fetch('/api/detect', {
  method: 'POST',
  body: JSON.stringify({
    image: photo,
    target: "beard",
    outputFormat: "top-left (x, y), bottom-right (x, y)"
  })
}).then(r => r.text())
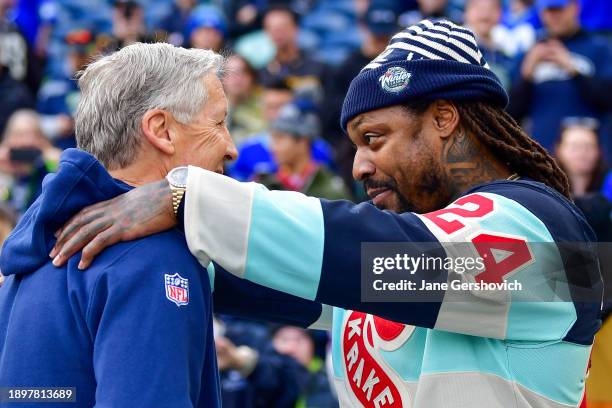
top-left (363, 177), bottom-right (417, 213)
top-left (363, 156), bottom-right (447, 214)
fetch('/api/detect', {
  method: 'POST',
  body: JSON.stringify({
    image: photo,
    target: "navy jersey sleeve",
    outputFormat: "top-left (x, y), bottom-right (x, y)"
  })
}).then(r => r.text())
top-left (185, 168), bottom-right (602, 342)
top-left (211, 262), bottom-right (332, 330)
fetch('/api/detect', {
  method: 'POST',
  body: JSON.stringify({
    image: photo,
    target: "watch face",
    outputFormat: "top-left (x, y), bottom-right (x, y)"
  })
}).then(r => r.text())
top-left (168, 166), bottom-right (188, 188)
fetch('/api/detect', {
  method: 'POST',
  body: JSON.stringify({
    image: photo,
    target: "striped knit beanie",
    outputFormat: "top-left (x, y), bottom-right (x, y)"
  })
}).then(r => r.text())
top-left (340, 19), bottom-right (509, 132)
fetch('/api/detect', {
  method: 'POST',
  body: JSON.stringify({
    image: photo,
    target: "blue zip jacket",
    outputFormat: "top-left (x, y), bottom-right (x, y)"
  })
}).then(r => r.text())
top-left (0, 149), bottom-right (221, 407)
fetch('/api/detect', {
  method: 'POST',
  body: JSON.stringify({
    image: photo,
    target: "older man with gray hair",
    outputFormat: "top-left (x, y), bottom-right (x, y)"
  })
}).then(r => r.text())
top-left (0, 43), bottom-right (235, 407)
top-left (0, 40), bottom-right (332, 408)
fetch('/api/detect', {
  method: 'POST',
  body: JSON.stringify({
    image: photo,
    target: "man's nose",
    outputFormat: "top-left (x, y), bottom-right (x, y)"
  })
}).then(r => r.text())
top-left (224, 135), bottom-right (238, 162)
top-left (352, 149), bottom-right (376, 181)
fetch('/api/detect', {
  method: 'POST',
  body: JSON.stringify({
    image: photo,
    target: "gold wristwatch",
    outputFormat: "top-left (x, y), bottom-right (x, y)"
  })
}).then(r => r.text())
top-left (167, 166), bottom-right (188, 217)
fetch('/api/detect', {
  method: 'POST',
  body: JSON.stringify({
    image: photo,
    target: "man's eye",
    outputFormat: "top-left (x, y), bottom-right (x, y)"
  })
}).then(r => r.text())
top-left (363, 133), bottom-right (379, 145)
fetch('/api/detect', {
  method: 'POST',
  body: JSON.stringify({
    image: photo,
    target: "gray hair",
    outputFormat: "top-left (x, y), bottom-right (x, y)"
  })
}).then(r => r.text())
top-left (75, 42), bottom-right (224, 170)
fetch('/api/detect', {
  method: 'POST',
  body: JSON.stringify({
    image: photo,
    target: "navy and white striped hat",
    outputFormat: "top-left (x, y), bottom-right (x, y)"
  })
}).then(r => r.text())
top-left (340, 19), bottom-right (508, 132)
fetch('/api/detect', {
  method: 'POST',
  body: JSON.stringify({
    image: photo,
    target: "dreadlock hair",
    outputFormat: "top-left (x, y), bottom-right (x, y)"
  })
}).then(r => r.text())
top-left (401, 100), bottom-right (571, 198)
top-left (455, 101), bottom-right (571, 199)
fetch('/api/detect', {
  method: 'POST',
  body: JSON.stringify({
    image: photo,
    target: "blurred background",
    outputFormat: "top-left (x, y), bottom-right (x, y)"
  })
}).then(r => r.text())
top-left (0, 0), bottom-right (611, 407)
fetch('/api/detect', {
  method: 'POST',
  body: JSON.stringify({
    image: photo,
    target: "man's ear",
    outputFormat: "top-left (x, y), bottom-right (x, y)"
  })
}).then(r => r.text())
top-left (141, 109), bottom-right (175, 155)
top-left (430, 100), bottom-right (460, 139)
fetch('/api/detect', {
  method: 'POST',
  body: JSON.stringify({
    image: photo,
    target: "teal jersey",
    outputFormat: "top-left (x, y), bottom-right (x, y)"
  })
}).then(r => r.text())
top-left (184, 167), bottom-right (602, 408)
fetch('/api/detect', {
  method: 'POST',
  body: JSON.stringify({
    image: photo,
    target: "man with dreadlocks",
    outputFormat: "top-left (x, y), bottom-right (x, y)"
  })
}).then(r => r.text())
top-left (46, 20), bottom-right (601, 408)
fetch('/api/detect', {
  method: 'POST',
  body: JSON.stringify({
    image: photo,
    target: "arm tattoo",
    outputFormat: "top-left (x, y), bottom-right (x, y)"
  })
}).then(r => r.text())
top-left (118, 180), bottom-right (173, 233)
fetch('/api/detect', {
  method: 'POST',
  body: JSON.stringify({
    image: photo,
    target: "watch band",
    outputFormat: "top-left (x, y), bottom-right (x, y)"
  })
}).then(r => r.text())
top-left (171, 186), bottom-right (186, 217)
top-left (177, 191), bottom-right (186, 232)
top-left (167, 166), bottom-right (188, 219)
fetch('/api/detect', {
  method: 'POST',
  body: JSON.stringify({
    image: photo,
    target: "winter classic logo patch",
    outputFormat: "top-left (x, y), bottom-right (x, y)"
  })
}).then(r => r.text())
top-left (165, 273), bottom-right (189, 306)
top-left (379, 67), bottom-right (411, 93)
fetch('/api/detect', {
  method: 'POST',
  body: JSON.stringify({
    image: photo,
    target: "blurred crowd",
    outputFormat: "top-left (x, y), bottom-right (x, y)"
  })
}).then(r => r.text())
top-left (1, 0), bottom-right (612, 406)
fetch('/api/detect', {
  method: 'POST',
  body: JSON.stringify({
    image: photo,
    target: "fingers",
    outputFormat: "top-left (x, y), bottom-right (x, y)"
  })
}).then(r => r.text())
top-left (55, 200), bottom-right (108, 242)
top-left (78, 227), bottom-right (121, 270)
top-left (50, 181), bottom-right (174, 268)
top-left (52, 212), bottom-right (91, 254)
top-left (51, 202), bottom-right (111, 260)
top-left (52, 219), bottom-right (112, 267)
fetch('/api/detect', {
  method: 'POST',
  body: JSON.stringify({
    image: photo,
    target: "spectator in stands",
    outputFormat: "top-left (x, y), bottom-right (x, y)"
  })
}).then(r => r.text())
top-left (32, 0), bottom-right (59, 62)
top-left (325, 0), bottom-right (399, 138)
top-left (228, 80), bottom-right (334, 185)
top-left (0, 45), bottom-right (33, 135)
top-left (228, 78), bottom-right (295, 181)
top-left (259, 5), bottom-right (326, 104)
top-left (502, 0), bottom-right (540, 31)
top-left (556, 117), bottom-right (608, 197)
top-left (555, 117), bottom-right (612, 241)
top-left (214, 317), bottom-right (307, 408)
top-left (261, 78), bottom-right (295, 127)
top-left (0, 0), bottom-right (41, 93)
top-left (0, 109), bottom-right (59, 217)
top-left (507, 0), bottom-right (612, 152)
top-left (272, 326), bottom-right (338, 408)
top-left (0, 0), bottom-right (25, 81)
top-left (0, 201), bottom-right (16, 287)
top-left (464, 0), bottom-right (514, 88)
top-left (158, 0), bottom-right (197, 46)
top-left (185, 5), bottom-right (227, 53)
top-left (223, 1), bottom-right (265, 39)
top-left (323, 0), bottom-right (398, 200)
top-left (223, 54), bottom-right (266, 145)
top-left (258, 101), bottom-right (351, 200)
top-left (36, 29), bottom-right (98, 147)
top-left (399, 0), bottom-right (462, 27)
top-left (104, 0), bottom-right (155, 51)
top-left (492, 0), bottom-right (537, 57)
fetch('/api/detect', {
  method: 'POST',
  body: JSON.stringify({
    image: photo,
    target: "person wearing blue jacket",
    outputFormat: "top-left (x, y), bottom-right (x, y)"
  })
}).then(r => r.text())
top-left (0, 43), bottom-right (330, 408)
top-left (507, 0), bottom-right (612, 153)
top-left (0, 148), bottom-right (221, 407)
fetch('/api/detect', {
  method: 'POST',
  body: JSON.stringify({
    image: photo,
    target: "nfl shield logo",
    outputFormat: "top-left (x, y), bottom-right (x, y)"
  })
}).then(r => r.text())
top-left (165, 273), bottom-right (189, 306)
